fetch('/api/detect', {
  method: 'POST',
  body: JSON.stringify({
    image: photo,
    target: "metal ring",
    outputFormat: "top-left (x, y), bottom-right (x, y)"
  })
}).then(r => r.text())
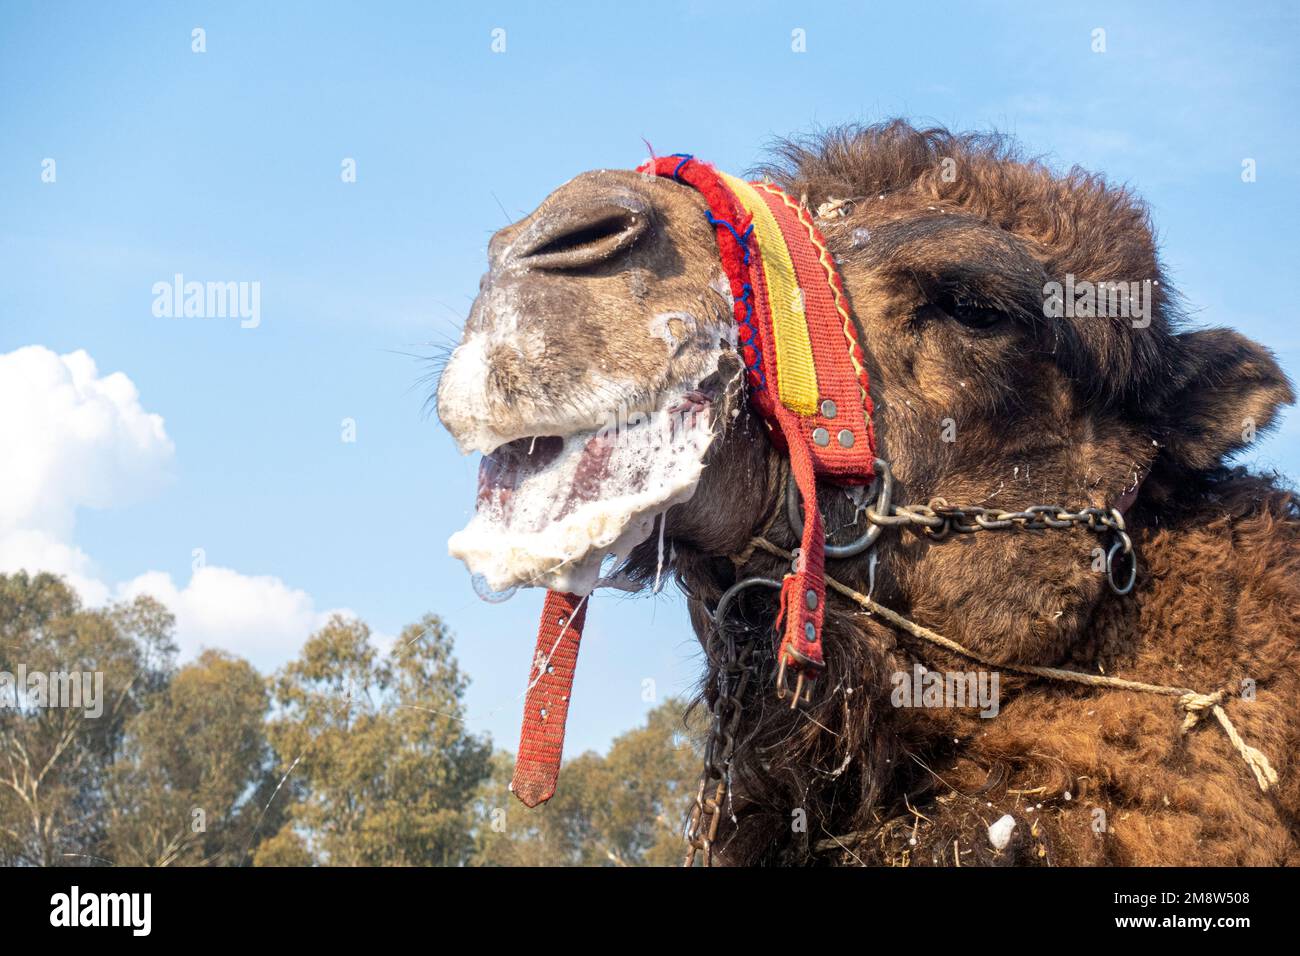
top-left (710, 576), bottom-right (783, 626)
top-left (1107, 507), bottom-right (1127, 533)
top-left (786, 458), bottom-right (894, 558)
top-left (1105, 539), bottom-right (1137, 595)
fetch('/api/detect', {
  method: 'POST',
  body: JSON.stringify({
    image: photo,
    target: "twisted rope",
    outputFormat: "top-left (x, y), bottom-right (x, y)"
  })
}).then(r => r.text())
top-left (1177, 690), bottom-right (1279, 792)
top-left (728, 498), bottom-right (784, 568)
top-left (745, 537), bottom-right (1280, 793)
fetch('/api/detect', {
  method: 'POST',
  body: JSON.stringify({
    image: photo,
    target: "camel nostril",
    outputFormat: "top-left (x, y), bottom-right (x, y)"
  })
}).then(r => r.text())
top-left (515, 200), bottom-right (649, 271)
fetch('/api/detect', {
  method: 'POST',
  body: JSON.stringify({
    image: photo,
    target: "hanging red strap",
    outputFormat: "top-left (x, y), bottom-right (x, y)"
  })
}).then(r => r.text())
top-left (511, 590), bottom-right (588, 807)
top-left (773, 413), bottom-right (827, 695)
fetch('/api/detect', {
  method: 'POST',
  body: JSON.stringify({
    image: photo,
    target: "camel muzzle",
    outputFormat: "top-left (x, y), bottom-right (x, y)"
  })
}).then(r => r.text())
top-left (509, 154), bottom-right (880, 807)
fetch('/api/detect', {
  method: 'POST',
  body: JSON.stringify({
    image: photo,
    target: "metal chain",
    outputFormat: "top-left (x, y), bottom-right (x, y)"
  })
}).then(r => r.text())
top-left (865, 497), bottom-right (1137, 594)
top-left (683, 613), bottom-right (756, 866)
top-left (869, 498), bottom-right (1125, 540)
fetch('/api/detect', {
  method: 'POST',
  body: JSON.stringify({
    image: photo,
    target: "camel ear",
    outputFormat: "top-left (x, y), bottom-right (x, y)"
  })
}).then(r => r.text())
top-left (1156, 328), bottom-right (1294, 471)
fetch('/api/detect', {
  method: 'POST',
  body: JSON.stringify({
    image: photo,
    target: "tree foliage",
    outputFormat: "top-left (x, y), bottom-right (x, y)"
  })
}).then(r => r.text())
top-left (256, 614), bottom-right (491, 866)
top-left (472, 698), bottom-right (703, 867)
top-left (1, 572), bottom-right (699, 867)
top-left (0, 572), bottom-right (175, 866)
top-left (104, 650), bottom-right (279, 866)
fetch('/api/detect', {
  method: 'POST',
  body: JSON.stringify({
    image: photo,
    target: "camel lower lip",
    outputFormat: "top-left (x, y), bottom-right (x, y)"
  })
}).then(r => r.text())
top-left (449, 389), bottom-right (715, 594)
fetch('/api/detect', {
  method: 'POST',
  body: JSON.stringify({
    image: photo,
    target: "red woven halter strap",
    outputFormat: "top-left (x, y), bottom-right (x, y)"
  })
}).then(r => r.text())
top-left (510, 153), bottom-right (875, 805)
top-left (637, 154), bottom-right (876, 681)
top-left (511, 590), bottom-right (588, 807)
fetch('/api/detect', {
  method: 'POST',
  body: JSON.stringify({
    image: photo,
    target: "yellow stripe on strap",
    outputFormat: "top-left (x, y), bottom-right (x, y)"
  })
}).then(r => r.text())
top-left (722, 174), bottom-right (819, 416)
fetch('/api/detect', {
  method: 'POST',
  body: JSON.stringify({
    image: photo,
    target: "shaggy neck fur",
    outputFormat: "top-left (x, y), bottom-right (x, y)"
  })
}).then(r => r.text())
top-left (667, 462), bottom-right (1299, 866)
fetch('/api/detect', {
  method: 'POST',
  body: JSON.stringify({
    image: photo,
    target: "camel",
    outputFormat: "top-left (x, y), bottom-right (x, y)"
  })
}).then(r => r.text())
top-left (437, 121), bottom-right (1299, 866)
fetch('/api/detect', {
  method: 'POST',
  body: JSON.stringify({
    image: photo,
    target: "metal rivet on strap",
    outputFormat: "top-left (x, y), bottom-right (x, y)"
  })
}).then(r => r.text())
top-left (804, 622), bottom-right (817, 641)
top-left (805, 589), bottom-right (818, 610)
top-left (820, 399), bottom-right (838, 419)
top-left (838, 429), bottom-right (855, 448)
top-left (812, 427), bottom-right (830, 447)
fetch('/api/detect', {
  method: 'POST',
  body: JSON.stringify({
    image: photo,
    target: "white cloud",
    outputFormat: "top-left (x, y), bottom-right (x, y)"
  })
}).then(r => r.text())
top-left (0, 528), bottom-right (109, 606)
top-left (0, 346), bottom-right (174, 537)
top-left (0, 345), bottom-right (351, 672)
top-left (117, 567), bottom-right (353, 670)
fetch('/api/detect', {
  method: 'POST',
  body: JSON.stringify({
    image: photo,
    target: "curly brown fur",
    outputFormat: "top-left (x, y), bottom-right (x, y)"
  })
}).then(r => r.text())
top-left (653, 123), bottom-right (1298, 865)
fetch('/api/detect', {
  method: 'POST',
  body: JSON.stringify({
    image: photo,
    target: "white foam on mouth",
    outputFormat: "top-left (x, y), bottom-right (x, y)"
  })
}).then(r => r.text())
top-left (447, 391), bottom-right (716, 595)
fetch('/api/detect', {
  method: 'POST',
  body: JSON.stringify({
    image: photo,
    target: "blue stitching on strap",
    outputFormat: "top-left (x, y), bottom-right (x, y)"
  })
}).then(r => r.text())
top-left (658, 154), bottom-right (764, 389)
top-left (704, 212), bottom-right (754, 265)
top-left (737, 282), bottom-right (766, 388)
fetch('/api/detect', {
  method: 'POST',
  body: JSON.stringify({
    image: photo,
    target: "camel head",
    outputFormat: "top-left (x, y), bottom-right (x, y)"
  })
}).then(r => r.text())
top-left (437, 122), bottom-right (1298, 864)
top-left (438, 122), bottom-right (1294, 673)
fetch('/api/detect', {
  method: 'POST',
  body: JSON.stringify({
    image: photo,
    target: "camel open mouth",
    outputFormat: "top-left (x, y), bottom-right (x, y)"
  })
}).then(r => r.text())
top-left (447, 384), bottom-right (717, 595)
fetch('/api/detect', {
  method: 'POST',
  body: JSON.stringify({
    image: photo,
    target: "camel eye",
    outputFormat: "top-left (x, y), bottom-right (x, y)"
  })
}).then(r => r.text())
top-left (950, 303), bottom-right (1003, 329)
top-left (927, 294), bottom-right (1005, 331)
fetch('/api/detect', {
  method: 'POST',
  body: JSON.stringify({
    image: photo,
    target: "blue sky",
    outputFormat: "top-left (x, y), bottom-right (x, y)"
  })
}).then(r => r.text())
top-left (1, 0), bottom-right (1296, 756)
